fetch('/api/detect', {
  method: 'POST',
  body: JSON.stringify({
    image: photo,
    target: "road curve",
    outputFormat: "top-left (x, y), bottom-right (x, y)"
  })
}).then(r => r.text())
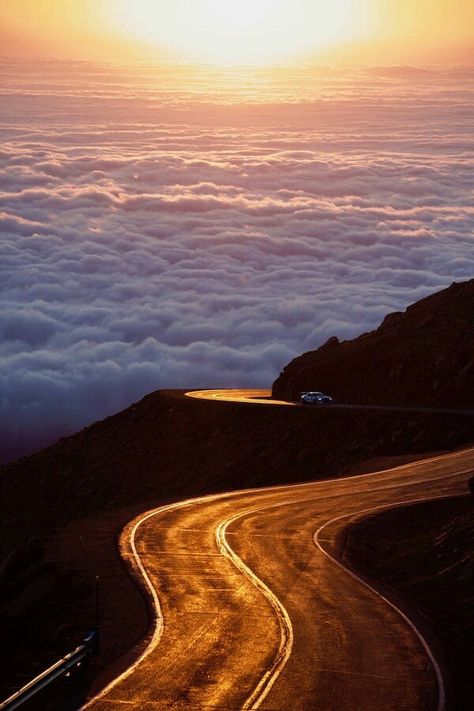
top-left (186, 388), bottom-right (293, 406)
top-left (186, 388), bottom-right (474, 416)
top-left (85, 444), bottom-right (474, 710)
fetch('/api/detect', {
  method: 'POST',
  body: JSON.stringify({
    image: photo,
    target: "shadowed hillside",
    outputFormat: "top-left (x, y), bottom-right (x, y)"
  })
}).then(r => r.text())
top-left (272, 280), bottom-right (474, 407)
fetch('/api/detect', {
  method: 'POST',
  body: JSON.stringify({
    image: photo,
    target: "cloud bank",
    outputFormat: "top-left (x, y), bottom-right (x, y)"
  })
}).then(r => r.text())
top-left (1, 62), bottom-right (473, 461)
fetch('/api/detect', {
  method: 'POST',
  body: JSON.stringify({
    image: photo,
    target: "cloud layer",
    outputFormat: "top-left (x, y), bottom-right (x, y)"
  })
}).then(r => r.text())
top-left (1, 61), bottom-right (473, 461)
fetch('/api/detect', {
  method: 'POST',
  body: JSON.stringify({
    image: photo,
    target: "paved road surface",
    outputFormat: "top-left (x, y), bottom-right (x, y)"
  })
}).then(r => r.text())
top-left (186, 389), bottom-right (292, 406)
top-left (86, 435), bottom-right (473, 709)
top-left (187, 388), bottom-right (474, 416)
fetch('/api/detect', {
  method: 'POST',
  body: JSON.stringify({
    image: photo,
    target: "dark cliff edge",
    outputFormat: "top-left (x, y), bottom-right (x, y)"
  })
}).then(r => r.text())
top-left (272, 279), bottom-right (474, 407)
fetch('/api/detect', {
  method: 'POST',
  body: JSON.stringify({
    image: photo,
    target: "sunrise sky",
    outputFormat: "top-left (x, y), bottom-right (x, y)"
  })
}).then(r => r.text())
top-left (1, 0), bottom-right (473, 64)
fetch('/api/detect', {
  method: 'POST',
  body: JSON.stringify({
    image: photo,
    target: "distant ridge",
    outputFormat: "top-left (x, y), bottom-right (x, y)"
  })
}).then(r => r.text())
top-left (272, 279), bottom-right (474, 408)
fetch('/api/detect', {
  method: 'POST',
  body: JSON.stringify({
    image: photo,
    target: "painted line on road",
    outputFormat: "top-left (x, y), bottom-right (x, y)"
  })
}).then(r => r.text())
top-left (83, 486), bottom-right (308, 709)
top-left (313, 493), bottom-right (468, 711)
top-left (83, 449), bottom-right (473, 708)
top-left (216, 507), bottom-right (295, 710)
top-left (185, 390), bottom-right (293, 407)
top-left (185, 389), bottom-right (474, 415)
top-left (221, 478), bottom-right (470, 709)
top-left (81, 491), bottom-right (230, 708)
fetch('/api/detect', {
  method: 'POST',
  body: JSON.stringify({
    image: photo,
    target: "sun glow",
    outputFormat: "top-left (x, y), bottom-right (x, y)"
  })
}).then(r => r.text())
top-left (109, 0), bottom-right (370, 65)
top-left (2, 1), bottom-right (473, 64)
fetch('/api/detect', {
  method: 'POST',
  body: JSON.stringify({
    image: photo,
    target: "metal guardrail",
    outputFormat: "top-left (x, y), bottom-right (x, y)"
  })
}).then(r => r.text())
top-left (0, 630), bottom-right (98, 711)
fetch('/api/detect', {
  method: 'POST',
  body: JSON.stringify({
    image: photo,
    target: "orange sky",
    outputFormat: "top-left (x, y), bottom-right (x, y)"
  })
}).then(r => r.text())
top-left (0, 0), bottom-right (473, 64)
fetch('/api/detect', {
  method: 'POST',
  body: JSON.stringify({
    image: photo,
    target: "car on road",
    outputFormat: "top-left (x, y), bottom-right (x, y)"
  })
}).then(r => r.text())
top-left (300, 391), bottom-right (333, 405)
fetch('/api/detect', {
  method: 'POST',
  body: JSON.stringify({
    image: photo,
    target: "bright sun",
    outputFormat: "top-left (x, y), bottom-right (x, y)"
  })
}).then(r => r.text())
top-left (109, 0), bottom-right (369, 65)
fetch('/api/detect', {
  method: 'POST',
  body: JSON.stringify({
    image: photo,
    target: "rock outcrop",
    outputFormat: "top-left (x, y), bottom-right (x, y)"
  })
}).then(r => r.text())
top-left (272, 280), bottom-right (474, 408)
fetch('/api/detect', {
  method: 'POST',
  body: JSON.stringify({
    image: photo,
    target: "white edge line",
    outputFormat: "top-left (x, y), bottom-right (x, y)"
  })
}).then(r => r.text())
top-left (185, 390), bottom-right (293, 407)
top-left (313, 493), bottom-right (462, 711)
top-left (81, 493), bottom-right (226, 707)
top-left (82, 486), bottom-right (298, 707)
top-left (83, 451), bottom-right (473, 708)
top-left (217, 471), bottom-right (470, 709)
top-left (216, 505), bottom-right (295, 710)
top-left (234, 485), bottom-right (468, 709)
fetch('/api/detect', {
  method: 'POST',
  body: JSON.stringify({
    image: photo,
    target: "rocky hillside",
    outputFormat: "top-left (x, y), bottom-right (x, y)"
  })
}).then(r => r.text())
top-left (272, 280), bottom-right (474, 407)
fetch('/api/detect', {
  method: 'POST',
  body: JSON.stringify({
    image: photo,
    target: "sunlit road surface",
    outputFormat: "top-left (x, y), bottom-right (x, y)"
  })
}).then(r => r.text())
top-left (187, 388), bottom-right (474, 416)
top-left (85, 394), bottom-right (474, 710)
top-left (87, 460), bottom-right (474, 710)
top-left (186, 388), bottom-right (293, 406)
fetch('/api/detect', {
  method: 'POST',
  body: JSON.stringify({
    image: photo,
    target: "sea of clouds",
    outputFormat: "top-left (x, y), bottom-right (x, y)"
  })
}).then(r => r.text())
top-left (1, 61), bottom-right (473, 461)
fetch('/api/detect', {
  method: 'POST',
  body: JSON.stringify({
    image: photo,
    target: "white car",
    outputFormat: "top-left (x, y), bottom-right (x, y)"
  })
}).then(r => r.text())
top-left (300, 391), bottom-right (333, 405)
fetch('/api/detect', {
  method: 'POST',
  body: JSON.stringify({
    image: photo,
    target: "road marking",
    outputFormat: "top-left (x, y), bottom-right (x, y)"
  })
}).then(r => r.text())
top-left (84, 448), bottom-right (473, 709)
top-left (81, 492), bottom-right (232, 709)
top-left (185, 389), bottom-right (294, 407)
top-left (312, 493), bottom-right (468, 711)
top-left (83, 487), bottom-right (303, 709)
top-left (216, 507), bottom-right (295, 710)
top-left (220, 481), bottom-right (469, 708)
top-left (185, 389), bottom-right (474, 415)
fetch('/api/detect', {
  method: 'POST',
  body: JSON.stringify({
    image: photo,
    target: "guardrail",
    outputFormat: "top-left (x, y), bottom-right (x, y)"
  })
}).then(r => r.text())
top-left (0, 630), bottom-right (98, 711)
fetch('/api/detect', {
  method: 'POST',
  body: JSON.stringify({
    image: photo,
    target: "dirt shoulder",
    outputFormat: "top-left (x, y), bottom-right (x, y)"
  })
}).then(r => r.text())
top-left (343, 495), bottom-right (474, 711)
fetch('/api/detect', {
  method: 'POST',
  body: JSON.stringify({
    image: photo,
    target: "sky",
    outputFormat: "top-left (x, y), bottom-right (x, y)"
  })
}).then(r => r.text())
top-left (1, 0), bottom-right (473, 64)
top-left (0, 4), bottom-right (473, 462)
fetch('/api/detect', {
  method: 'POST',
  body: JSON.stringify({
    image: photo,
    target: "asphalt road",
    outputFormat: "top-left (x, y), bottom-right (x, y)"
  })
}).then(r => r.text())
top-left (85, 389), bottom-right (474, 711)
top-left (187, 388), bottom-right (474, 416)
top-left (186, 388), bottom-right (292, 406)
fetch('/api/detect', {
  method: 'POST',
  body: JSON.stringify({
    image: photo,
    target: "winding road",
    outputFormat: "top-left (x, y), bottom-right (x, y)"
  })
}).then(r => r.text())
top-left (187, 388), bottom-right (474, 416)
top-left (86, 390), bottom-right (473, 710)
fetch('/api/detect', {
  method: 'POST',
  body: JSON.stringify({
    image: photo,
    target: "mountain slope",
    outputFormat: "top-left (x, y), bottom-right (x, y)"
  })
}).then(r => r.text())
top-left (272, 280), bottom-right (474, 407)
